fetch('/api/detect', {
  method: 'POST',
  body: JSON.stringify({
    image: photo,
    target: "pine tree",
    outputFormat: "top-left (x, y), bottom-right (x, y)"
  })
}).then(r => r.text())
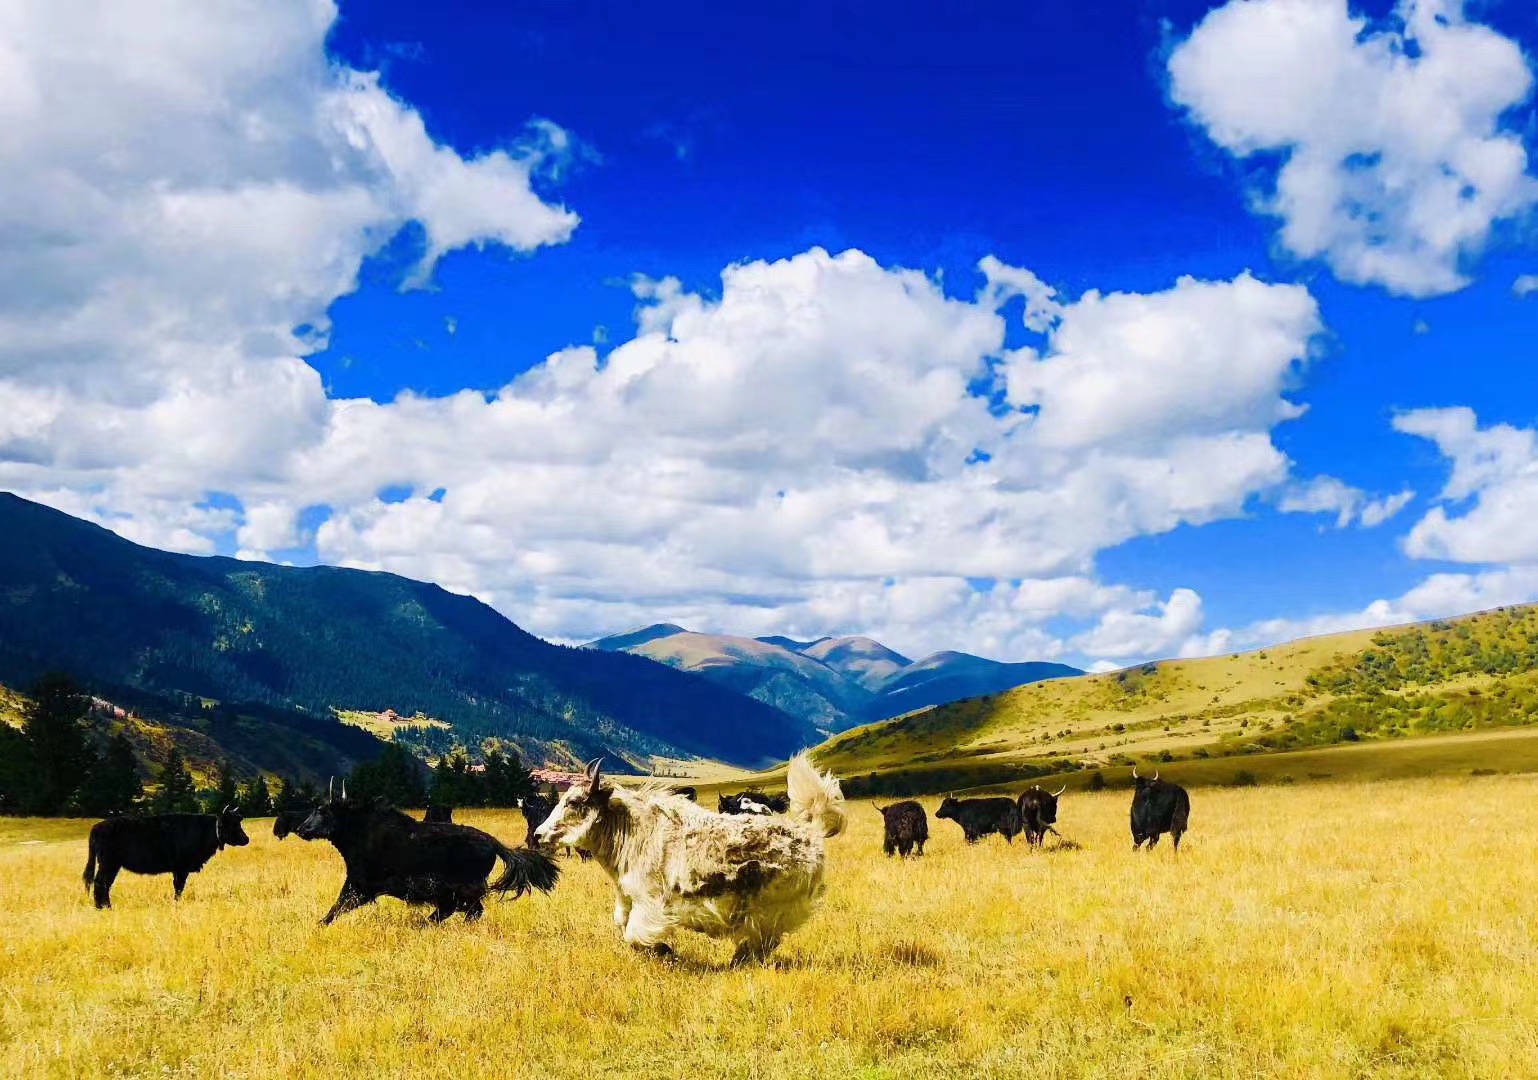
top-left (273, 776), bottom-right (299, 812)
top-left (295, 777), bottom-right (319, 808)
top-left (0, 724), bottom-right (30, 813)
top-left (205, 759), bottom-right (240, 814)
top-left (21, 673), bottom-right (94, 815)
top-left (241, 773), bottom-right (272, 816)
top-left (483, 748), bottom-right (534, 807)
top-left (152, 747), bottom-right (200, 813)
top-left (81, 732), bottom-right (142, 814)
top-left (349, 743), bottom-right (427, 808)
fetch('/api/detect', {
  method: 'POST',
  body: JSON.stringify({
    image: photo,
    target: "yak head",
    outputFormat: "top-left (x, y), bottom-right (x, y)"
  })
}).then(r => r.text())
top-left (215, 804), bottom-right (250, 848)
top-left (294, 780), bottom-right (394, 842)
top-left (935, 796), bottom-right (960, 820)
top-left (716, 793), bottom-right (736, 814)
top-left (534, 758), bottom-right (611, 851)
top-left (1029, 784), bottom-right (1067, 824)
top-left (1131, 764), bottom-right (1159, 793)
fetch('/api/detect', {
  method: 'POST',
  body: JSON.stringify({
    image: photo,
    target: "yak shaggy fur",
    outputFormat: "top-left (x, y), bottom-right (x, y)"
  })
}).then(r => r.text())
top-left (535, 753), bottom-right (845, 963)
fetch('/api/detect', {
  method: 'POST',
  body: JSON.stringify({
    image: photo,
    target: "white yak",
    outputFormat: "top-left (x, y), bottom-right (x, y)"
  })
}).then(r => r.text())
top-left (534, 753), bottom-right (845, 963)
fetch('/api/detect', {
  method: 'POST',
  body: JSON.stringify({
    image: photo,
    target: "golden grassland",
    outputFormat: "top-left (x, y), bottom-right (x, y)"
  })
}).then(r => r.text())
top-left (5, 776), bottom-right (1538, 1078)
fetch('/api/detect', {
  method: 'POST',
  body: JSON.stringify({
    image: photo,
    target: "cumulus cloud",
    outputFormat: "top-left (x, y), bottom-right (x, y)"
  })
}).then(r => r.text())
top-left (1168, 0), bottom-right (1537, 296)
top-left (1072, 589), bottom-right (1205, 661)
top-left (0, 0), bottom-right (578, 517)
top-left (1278, 475), bottom-right (1413, 527)
top-left (1514, 275), bottom-right (1538, 297)
top-left (293, 250), bottom-right (1321, 655)
top-left (1394, 407), bottom-right (1538, 564)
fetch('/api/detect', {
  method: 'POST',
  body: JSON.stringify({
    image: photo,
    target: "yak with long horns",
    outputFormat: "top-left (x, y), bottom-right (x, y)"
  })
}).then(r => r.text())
top-left (1016, 784), bottom-right (1067, 847)
top-left (1129, 764), bottom-right (1191, 852)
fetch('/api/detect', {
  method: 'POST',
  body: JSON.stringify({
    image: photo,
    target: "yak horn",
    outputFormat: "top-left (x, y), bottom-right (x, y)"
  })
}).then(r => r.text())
top-left (341, 779), bottom-right (348, 800)
top-left (584, 757), bottom-right (604, 787)
top-left (1131, 763), bottom-right (1138, 778)
top-left (1051, 785), bottom-right (1066, 797)
top-left (328, 776), bottom-right (335, 801)
top-left (1152, 771), bottom-right (1159, 782)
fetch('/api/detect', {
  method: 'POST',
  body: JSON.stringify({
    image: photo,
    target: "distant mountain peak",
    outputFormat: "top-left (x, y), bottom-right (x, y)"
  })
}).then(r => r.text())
top-left (754, 634), bottom-right (831, 652)
top-left (587, 623), bottom-right (690, 652)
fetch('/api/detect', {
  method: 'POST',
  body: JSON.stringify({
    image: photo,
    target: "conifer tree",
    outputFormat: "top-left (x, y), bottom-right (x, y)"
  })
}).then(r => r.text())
top-left (81, 731), bottom-right (142, 814)
top-left (21, 673), bottom-right (95, 815)
top-left (205, 759), bottom-right (240, 814)
top-left (241, 773), bottom-right (272, 816)
top-left (153, 747), bottom-right (200, 813)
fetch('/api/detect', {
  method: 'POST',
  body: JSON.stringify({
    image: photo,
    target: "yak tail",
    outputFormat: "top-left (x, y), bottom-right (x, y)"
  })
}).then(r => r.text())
top-left (488, 841), bottom-right (560, 899)
top-left (787, 752), bottom-right (845, 838)
top-left (82, 829), bottom-right (98, 891)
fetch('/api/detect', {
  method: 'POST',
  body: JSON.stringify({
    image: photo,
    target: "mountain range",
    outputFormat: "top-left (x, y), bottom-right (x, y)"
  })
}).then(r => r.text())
top-left (587, 624), bottom-right (1081, 731)
top-left (0, 492), bottom-right (814, 774)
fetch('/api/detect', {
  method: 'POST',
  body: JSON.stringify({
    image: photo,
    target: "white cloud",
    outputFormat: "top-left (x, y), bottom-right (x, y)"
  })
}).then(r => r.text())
top-left (0, 0), bottom-right (577, 515)
top-left (1168, 0), bottom-right (1537, 296)
top-left (1072, 588), bottom-right (1205, 661)
top-left (295, 250), bottom-right (1321, 655)
top-left (1278, 475), bottom-right (1413, 527)
top-left (1394, 407), bottom-right (1538, 564)
top-left (1514, 275), bottom-right (1538, 297)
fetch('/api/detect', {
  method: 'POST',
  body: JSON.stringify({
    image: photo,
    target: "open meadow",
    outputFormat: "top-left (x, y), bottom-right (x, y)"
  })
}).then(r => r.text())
top-left (5, 775), bottom-right (1538, 1079)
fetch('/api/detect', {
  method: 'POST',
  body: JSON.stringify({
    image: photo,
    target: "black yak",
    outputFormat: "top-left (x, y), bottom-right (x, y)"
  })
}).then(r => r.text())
top-left (1130, 765), bottom-right (1191, 852)
top-left (670, 786), bottom-right (697, 801)
top-left (273, 808), bottom-right (313, 840)
top-left (521, 792), bottom-right (555, 850)
top-left (934, 796), bottom-right (1020, 844)
top-left (874, 800), bottom-right (928, 857)
top-left (1016, 784), bottom-right (1066, 846)
top-left (717, 791), bottom-right (789, 815)
top-left (297, 793), bottom-right (558, 924)
top-left (83, 807), bottom-right (250, 909)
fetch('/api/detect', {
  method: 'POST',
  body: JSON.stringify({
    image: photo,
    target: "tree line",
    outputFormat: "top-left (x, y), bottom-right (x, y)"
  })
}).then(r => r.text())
top-left (0, 673), bottom-right (539, 817)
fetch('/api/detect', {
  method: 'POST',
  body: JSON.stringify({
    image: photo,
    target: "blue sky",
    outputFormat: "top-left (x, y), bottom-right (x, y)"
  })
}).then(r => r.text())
top-left (2, 0), bottom-right (1536, 667)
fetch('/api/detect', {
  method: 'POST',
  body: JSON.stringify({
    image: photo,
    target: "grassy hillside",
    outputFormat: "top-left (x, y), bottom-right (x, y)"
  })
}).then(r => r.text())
top-left (0, 681), bottom-right (387, 790)
top-left (804, 605), bottom-right (1538, 796)
top-left (6, 776), bottom-right (1538, 1077)
top-left (0, 492), bottom-right (811, 768)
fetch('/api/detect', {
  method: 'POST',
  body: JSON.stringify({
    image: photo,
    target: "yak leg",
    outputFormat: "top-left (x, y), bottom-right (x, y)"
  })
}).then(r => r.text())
top-left (461, 893), bottom-right (485, 922)
top-left (622, 903), bottom-right (672, 957)
top-left (172, 871), bottom-right (188, 900)
top-left (732, 933), bottom-right (783, 966)
top-left (1146, 833), bottom-right (1160, 850)
top-left (1171, 829), bottom-right (1184, 854)
top-left (612, 890), bottom-right (632, 929)
top-left (320, 881), bottom-right (368, 925)
top-left (92, 861), bottom-right (120, 909)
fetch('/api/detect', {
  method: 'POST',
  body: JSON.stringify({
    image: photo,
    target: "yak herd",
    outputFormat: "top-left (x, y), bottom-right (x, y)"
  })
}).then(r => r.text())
top-left (77, 758), bottom-right (1190, 962)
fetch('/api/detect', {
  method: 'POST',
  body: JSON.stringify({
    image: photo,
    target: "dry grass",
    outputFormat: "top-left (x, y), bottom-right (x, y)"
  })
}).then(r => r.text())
top-left (5, 776), bottom-right (1538, 1078)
